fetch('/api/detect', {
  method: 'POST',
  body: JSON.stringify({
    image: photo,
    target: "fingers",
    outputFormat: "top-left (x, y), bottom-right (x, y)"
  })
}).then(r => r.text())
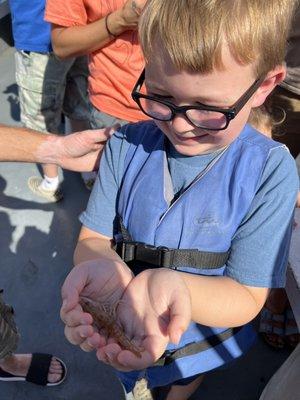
top-left (168, 289), bottom-right (191, 345)
top-left (61, 265), bottom-right (90, 314)
top-left (60, 305), bottom-right (92, 327)
top-left (96, 342), bottom-right (147, 372)
top-left (113, 334), bottom-right (166, 371)
top-left (65, 324), bottom-right (94, 345)
top-left (88, 123), bottom-right (121, 144)
top-left (65, 324), bottom-right (106, 352)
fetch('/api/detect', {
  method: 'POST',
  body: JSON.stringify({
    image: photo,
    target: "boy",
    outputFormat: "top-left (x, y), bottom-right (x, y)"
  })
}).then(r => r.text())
top-left (60, 1), bottom-right (299, 399)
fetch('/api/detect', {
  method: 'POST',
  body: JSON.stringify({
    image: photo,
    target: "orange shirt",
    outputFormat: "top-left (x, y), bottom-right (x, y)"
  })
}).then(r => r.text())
top-left (45, 0), bottom-right (148, 122)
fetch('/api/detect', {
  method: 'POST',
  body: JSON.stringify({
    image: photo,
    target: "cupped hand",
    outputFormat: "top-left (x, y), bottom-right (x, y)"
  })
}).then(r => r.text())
top-left (60, 257), bottom-right (133, 352)
top-left (96, 268), bottom-right (192, 371)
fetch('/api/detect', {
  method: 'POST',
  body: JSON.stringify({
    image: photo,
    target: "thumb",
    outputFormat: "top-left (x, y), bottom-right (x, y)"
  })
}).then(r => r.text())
top-left (105, 123), bottom-right (121, 138)
top-left (167, 290), bottom-right (191, 345)
top-left (61, 265), bottom-right (88, 313)
top-left (87, 123), bottom-right (120, 143)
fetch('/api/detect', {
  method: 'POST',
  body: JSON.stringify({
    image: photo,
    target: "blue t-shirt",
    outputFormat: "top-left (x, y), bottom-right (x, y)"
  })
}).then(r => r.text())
top-left (80, 125), bottom-right (299, 288)
top-left (9, 0), bottom-right (52, 52)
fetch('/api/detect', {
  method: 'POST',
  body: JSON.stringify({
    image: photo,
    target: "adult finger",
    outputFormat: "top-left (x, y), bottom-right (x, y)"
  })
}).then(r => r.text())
top-left (88, 123), bottom-right (121, 144)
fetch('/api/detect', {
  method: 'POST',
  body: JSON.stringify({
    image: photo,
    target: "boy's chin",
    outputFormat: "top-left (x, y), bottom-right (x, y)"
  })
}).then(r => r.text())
top-left (172, 142), bottom-right (218, 156)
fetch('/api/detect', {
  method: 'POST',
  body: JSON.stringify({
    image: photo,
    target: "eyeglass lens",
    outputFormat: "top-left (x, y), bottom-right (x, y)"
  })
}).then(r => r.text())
top-left (138, 97), bottom-right (228, 129)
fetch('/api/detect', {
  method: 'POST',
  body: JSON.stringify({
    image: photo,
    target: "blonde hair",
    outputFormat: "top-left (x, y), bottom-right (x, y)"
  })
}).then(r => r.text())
top-left (139, 0), bottom-right (298, 76)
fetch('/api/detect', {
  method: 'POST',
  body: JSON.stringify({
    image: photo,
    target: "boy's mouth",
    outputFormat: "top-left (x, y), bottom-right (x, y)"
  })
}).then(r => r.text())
top-left (174, 132), bottom-right (209, 142)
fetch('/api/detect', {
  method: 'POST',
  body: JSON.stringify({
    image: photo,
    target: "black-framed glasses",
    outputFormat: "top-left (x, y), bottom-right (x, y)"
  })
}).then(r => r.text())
top-left (132, 69), bottom-right (265, 131)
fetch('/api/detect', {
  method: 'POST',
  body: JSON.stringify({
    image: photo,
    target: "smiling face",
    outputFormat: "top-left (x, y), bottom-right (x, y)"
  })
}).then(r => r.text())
top-left (145, 43), bottom-right (284, 156)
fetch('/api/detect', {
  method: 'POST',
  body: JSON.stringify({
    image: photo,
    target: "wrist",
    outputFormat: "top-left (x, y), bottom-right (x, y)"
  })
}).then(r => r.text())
top-left (35, 134), bottom-right (63, 165)
top-left (105, 10), bottom-right (130, 37)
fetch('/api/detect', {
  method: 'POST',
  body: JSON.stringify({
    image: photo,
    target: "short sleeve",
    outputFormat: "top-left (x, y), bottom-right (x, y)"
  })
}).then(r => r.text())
top-left (79, 129), bottom-right (130, 238)
top-left (45, 0), bottom-right (88, 26)
top-left (224, 146), bottom-right (298, 288)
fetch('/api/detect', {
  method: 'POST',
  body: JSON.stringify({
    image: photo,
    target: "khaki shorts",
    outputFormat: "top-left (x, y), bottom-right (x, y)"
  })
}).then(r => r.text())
top-left (15, 51), bottom-right (91, 134)
top-left (0, 290), bottom-right (19, 359)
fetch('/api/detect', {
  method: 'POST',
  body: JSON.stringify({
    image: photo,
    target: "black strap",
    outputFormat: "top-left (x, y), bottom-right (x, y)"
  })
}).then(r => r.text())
top-left (116, 241), bottom-right (229, 271)
top-left (154, 326), bottom-right (243, 367)
top-left (26, 353), bottom-right (53, 386)
top-left (117, 217), bottom-right (230, 272)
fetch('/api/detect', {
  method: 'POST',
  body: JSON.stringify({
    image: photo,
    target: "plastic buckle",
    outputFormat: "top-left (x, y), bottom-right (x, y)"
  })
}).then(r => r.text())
top-left (120, 241), bottom-right (138, 262)
top-left (157, 246), bottom-right (172, 268)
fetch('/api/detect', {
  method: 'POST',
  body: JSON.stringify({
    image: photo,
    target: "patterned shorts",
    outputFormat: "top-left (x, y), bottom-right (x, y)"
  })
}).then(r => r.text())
top-left (0, 290), bottom-right (20, 359)
top-left (15, 51), bottom-right (91, 134)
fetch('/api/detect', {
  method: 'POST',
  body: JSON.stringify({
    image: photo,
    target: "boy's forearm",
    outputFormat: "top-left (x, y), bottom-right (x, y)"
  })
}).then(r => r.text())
top-left (180, 273), bottom-right (269, 327)
top-left (74, 237), bottom-right (121, 265)
top-left (51, 10), bottom-right (131, 59)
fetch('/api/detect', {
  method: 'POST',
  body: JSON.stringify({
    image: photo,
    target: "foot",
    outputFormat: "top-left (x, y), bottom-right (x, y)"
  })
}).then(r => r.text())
top-left (0, 354), bottom-right (63, 384)
top-left (285, 308), bottom-right (300, 348)
top-left (27, 177), bottom-right (63, 202)
top-left (259, 289), bottom-right (287, 349)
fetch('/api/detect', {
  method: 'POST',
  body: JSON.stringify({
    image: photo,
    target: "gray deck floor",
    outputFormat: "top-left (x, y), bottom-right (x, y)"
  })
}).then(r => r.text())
top-left (0, 34), bottom-right (293, 400)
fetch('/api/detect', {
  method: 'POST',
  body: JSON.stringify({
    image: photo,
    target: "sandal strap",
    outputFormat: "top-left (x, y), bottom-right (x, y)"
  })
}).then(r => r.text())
top-left (261, 308), bottom-right (285, 322)
top-left (259, 308), bottom-right (285, 335)
top-left (26, 353), bottom-right (52, 386)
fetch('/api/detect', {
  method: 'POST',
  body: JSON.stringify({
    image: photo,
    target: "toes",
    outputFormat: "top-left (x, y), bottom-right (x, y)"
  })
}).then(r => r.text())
top-left (49, 358), bottom-right (63, 373)
top-left (47, 372), bottom-right (62, 384)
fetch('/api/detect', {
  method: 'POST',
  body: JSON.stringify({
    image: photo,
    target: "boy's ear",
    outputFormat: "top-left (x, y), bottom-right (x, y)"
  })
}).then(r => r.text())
top-left (251, 65), bottom-right (286, 107)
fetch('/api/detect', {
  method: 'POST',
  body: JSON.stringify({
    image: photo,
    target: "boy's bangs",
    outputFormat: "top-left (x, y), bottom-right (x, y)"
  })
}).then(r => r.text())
top-left (139, 0), bottom-right (297, 76)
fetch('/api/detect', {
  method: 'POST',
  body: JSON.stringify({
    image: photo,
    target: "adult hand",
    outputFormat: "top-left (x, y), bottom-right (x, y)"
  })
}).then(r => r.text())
top-left (40, 124), bottom-right (119, 172)
top-left (60, 258), bottom-right (133, 353)
top-left (120, 0), bottom-right (148, 29)
top-left (96, 268), bottom-right (192, 371)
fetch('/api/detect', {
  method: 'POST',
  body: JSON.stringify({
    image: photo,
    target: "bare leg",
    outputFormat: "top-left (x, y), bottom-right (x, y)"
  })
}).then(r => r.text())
top-left (42, 163), bottom-right (59, 178)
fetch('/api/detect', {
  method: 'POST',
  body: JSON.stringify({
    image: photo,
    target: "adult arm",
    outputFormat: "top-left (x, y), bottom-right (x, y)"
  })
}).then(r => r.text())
top-left (48, 0), bottom-right (147, 59)
top-left (0, 124), bottom-right (115, 171)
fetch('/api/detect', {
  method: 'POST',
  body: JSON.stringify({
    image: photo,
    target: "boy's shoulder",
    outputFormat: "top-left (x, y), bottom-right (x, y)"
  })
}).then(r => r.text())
top-left (238, 125), bottom-right (297, 190)
top-left (238, 124), bottom-right (286, 151)
top-left (116, 121), bottom-right (163, 149)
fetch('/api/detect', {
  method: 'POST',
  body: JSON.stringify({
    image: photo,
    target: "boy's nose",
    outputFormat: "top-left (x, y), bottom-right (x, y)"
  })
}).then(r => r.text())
top-left (170, 113), bottom-right (196, 134)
